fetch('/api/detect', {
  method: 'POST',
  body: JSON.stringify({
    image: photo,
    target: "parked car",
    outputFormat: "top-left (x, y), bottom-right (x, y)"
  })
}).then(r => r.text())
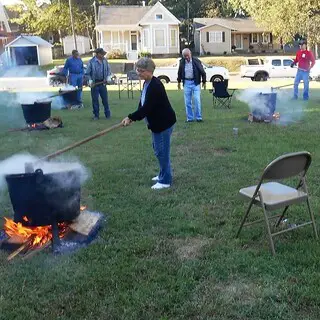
top-left (240, 56), bottom-right (296, 81)
top-left (47, 65), bottom-right (117, 86)
top-left (153, 59), bottom-right (230, 84)
top-left (310, 60), bottom-right (320, 81)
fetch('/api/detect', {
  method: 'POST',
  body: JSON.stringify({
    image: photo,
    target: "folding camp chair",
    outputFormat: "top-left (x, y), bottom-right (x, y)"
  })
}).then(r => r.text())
top-left (210, 80), bottom-right (235, 109)
top-left (237, 151), bottom-right (318, 255)
top-left (117, 68), bottom-right (141, 99)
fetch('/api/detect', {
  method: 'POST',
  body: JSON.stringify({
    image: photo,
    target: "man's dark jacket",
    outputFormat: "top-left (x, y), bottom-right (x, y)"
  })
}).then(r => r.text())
top-left (177, 57), bottom-right (206, 85)
top-left (128, 76), bottom-right (176, 133)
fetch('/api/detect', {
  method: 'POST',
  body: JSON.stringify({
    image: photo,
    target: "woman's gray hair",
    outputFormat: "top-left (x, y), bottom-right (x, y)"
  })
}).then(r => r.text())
top-left (136, 57), bottom-right (156, 72)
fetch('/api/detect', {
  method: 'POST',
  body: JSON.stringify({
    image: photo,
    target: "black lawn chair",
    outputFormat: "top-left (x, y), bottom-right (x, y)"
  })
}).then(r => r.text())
top-left (210, 80), bottom-right (236, 109)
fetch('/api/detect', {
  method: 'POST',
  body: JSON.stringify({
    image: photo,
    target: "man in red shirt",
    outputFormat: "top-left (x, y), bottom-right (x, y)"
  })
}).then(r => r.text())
top-left (291, 40), bottom-right (315, 100)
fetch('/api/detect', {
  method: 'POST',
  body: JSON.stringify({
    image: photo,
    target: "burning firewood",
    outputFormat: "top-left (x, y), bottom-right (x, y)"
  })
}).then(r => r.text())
top-left (7, 236), bottom-right (35, 261)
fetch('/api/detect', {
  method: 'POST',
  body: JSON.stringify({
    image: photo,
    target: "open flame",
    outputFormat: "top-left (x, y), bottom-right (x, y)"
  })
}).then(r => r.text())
top-left (3, 206), bottom-right (87, 248)
top-left (4, 217), bottom-right (68, 247)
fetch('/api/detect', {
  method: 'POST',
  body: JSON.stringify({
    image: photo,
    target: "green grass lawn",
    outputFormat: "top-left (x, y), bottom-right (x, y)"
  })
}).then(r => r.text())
top-left (1, 89), bottom-right (320, 319)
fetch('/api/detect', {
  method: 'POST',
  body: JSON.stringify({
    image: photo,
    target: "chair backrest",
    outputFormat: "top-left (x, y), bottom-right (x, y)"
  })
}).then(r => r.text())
top-left (213, 81), bottom-right (228, 97)
top-left (124, 62), bottom-right (135, 73)
top-left (262, 151), bottom-right (312, 181)
top-left (127, 70), bottom-right (140, 81)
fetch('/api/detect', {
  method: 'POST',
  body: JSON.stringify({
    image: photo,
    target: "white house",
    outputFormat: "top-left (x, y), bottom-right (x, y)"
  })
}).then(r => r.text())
top-left (95, 1), bottom-right (180, 60)
top-left (63, 35), bottom-right (91, 55)
top-left (5, 35), bottom-right (53, 66)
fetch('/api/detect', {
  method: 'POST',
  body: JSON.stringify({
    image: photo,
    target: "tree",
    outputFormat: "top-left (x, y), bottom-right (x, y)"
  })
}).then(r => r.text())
top-left (9, 0), bottom-right (94, 44)
top-left (229, 0), bottom-right (320, 46)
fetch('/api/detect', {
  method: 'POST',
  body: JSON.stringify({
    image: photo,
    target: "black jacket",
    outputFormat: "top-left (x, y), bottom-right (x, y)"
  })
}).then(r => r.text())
top-left (177, 57), bottom-right (206, 86)
top-left (128, 76), bottom-right (176, 133)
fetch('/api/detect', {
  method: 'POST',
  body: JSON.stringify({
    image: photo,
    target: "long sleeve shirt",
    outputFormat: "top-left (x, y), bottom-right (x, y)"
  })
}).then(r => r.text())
top-left (293, 49), bottom-right (315, 71)
top-left (85, 56), bottom-right (111, 82)
top-left (63, 56), bottom-right (84, 76)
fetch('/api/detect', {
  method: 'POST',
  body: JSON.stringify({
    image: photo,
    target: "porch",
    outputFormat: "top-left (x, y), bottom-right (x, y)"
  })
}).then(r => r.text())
top-left (99, 30), bottom-right (143, 61)
top-left (231, 32), bottom-right (281, 53)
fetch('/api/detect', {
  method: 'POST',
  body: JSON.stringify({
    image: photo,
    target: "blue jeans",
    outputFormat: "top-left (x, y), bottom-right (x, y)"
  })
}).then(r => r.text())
top-left (91, 84), bottom-right (110, 118)
top-left (69, 73), bottom-right (83, 105)
top-left (294, 69), bottom-right (310, 100)
top-left (152, 126), bottom-right (174, 185)
top-left (184, 80), bottom-right (202, 121)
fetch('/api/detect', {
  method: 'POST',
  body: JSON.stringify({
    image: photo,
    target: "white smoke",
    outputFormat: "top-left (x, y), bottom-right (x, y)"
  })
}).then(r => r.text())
top-left (0, 153), bottom-right (90, 191)
top-left (235, 87), bottom-right (307, 125)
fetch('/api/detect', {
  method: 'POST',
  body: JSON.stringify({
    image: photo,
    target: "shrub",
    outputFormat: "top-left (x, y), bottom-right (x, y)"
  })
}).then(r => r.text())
top-left (107, 49), bottom-right (126, 59)
top-left (139, 51), bottom-right (152, 58)
top-left (201, 57), bottom-right (246, 72)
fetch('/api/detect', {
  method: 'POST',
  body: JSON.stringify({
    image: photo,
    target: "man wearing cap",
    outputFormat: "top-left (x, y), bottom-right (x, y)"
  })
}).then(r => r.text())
top-left (63, 49), bottom-right (84, 108)
top-left (291, 40), bottom-right (315, 101)
top-left (86, 48), bottom-right (112, 120)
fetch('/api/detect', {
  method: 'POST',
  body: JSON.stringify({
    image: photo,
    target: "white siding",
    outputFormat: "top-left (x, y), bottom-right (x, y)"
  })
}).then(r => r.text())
top-left (138, 2), bottom-right (180, 25)
top-left (63, 36), bottom-right (91, 55)
top-left (38, 46), bottom-right (53, 66)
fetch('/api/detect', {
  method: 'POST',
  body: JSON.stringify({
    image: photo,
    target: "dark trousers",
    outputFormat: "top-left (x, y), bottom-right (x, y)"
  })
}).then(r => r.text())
top-left (91, 84), bottom-right (110, 118)
top-left (69, 73), bottom-right (83, 104)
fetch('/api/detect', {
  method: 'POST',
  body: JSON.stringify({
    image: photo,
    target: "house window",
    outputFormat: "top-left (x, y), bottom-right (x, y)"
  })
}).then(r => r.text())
top-left (170, 29), bottom-right (177, 47)
top-left (251, 33), bottom-right (259, 44)
top-left (209, 31), bottom-right (222, 43)
top-left (262, 33), bottom-right (270, 43)
top-left (155, 29), bottom-right (165, 47)
top-left (155, 14), bottom-right (163, 20)
top-left (143, 29), bottom-right (149, 48)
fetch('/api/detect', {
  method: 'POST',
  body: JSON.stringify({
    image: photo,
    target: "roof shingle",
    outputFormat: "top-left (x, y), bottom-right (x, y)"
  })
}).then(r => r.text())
top-left (194, 17), bottom-right (268, 32)
top-left (98, 5), bottom-right (152, 26)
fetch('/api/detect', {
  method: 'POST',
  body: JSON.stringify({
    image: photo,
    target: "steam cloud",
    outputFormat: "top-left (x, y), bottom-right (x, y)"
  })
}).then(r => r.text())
top-left (0, 153), bottom-right (90, 192)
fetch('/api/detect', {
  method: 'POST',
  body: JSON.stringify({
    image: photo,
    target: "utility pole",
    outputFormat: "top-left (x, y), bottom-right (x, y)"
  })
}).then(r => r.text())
top-left (69, 0), bottom-right (77, 50)
top-left (93, 1), bottom-right (99, 48)
top-left (187, 1), bottom-right (190, 46)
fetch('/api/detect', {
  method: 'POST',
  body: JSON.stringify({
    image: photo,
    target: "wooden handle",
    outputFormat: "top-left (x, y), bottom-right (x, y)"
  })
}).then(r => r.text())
top-left (39, 122), bottom-right (124, 162)
top-left (271, 83), bottom-right (294, 90)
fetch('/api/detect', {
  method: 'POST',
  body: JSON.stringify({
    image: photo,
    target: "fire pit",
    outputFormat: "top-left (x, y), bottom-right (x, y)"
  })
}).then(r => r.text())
top-left (21, 101), bottom-right (51, 124)
top-left (1, 208), bottom-right (104, 259)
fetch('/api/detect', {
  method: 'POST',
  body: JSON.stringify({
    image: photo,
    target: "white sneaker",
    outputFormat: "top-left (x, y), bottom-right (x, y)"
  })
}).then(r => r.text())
top-left (152, 175), bottom-right (159, 181)
top-left (151, 182), bottom-right (171, 190)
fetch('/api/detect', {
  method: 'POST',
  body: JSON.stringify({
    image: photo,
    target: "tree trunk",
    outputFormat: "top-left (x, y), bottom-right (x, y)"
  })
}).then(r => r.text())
top-left (58, 29), bottom-right (62, 43)
top-left (86, 26), bottom-right (94, 50)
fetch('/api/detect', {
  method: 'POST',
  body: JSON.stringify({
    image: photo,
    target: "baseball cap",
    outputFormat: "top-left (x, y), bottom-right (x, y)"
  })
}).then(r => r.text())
top-left (95, 48), bottom-right (107, 55)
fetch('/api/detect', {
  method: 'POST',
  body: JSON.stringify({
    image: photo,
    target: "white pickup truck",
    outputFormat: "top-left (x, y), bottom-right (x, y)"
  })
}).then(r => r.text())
top-left (240, 56), bottom-right (296, 81)
top-left (153, 59), bottom-right (230, 84)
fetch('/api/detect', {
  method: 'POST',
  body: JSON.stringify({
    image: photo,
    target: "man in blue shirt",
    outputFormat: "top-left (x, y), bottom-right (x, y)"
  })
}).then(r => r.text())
top-left (63, 49), bottom-right (84, 108)
top-left (86, 48), bottom-right (112, 120)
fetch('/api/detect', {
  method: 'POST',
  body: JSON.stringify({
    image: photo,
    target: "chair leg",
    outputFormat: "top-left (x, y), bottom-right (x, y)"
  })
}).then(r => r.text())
top-left (236, 198), bottom-right (255, 237)
top-left (260, 193), bottom-right (276, 255)
top-left (275, 205), bottom-right (290, 227)
top-left (306, 197), bottom-right (318, 239)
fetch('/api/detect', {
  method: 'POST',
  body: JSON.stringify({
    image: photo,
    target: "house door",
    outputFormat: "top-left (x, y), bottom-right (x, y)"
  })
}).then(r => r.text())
top-left (130, 32), bottom-right (137, 51)
top-left (234, 34), bottom-right (242, 49)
